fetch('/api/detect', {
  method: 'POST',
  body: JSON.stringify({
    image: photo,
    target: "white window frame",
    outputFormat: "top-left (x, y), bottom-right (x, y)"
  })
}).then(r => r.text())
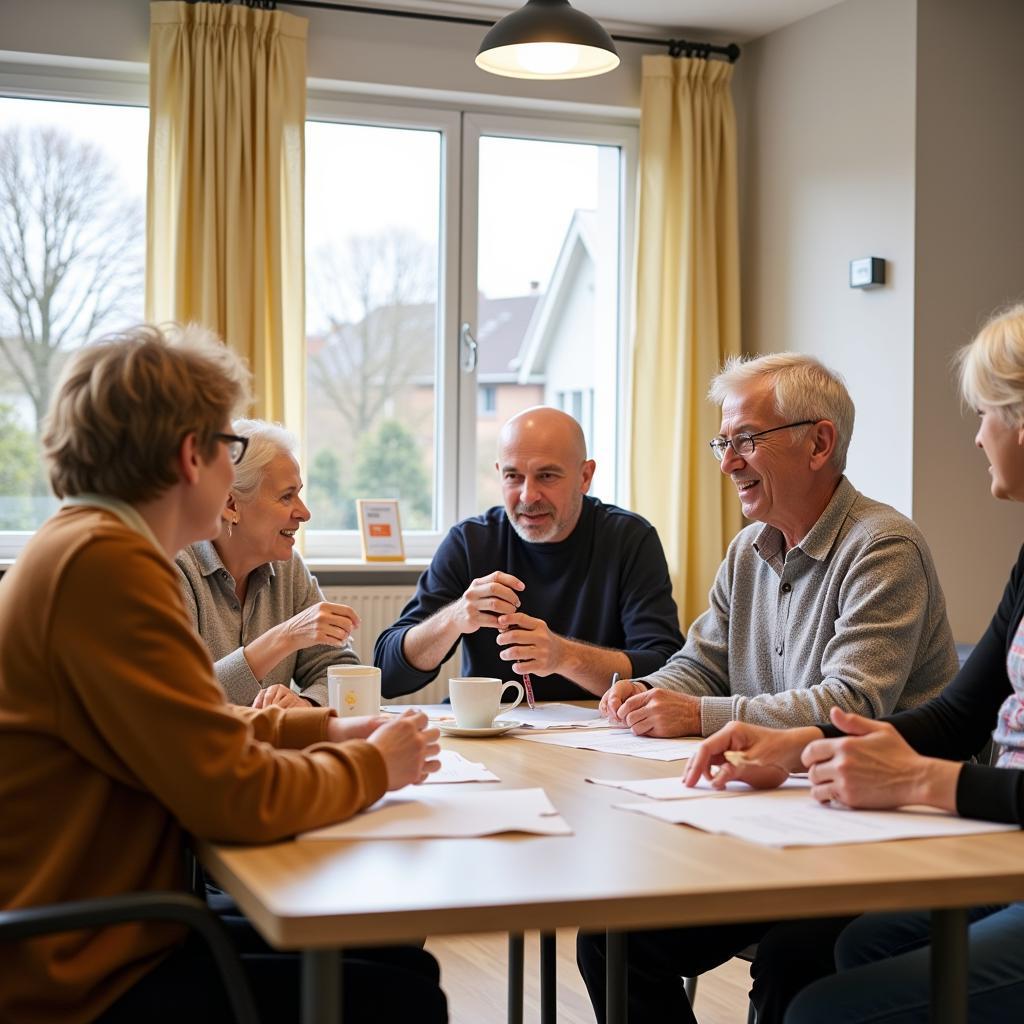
top-left (0, 54), bottom-right (149, 562)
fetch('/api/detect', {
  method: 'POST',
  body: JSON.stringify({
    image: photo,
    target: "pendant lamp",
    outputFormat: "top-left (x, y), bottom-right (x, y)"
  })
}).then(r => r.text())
top-left (475, 0), bottom-right (620, 80)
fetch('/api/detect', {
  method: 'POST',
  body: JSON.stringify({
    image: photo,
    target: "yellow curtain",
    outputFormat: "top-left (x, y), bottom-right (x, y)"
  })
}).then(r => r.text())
top-left (146, 1), bottom-right (306, 425)
top-left (630, 55), bottom-right (742, 629)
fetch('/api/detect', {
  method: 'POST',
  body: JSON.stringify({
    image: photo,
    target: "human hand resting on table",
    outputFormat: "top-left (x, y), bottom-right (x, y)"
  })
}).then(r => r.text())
top-left (367, 710), bottom-right (442, 789)
top-left (450, 571), bottom-right (525, 635)
top-left (495, 611), bottom-right (566, 677)
top-left (612, 688), bottom-right (702, 738)
top-left (684, 721), bottom-right (819, 791)
top-left (800, 708), bottom-right (959, 811)
top-left (252, 684), bottom-right (309, 709)
top-left (599, 679), bottom-right (647, 718)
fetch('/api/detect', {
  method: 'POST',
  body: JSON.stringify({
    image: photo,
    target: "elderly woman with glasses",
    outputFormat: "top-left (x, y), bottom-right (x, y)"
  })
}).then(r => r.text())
top-left (175, 418), bottom-right (361, 710)
top-left (0, 323), bottom-right (444, 1023)
top-left (688, 303), bottom-right (1024, 1023)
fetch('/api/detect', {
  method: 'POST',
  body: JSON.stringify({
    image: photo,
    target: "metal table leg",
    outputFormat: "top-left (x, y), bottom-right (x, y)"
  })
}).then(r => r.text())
top-left (303, 949), bottom-right (341, 1024)
top-left (541, 931), bottom-right (557, 1023)
top-left (508, 932), bottom-right (524, 1024)
top-left (606, 930), bottom-right (627, 1024)
top-left (931, 908), bottom-right (968, 1024)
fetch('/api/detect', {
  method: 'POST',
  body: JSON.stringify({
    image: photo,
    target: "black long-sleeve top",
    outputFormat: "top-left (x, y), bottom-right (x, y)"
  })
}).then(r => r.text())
top-left (374, 497), bottom-right (684, 701)
top-left (823, 543), bottom-right (1024, 824)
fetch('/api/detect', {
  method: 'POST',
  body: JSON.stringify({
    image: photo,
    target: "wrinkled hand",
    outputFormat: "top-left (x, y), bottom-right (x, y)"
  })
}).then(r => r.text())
top-left (495, 611), bottom-right (565, 677)
top-left (452, 572), bottom-right (525, 635)
top-left (280, 601), bottom-right (360, 652)
top-left (326, 714), bottom-right (390, 742)
top-left (615, 688), bottom-right (702, 738)
top-left (252, 684), bottom-right (307, 709)
top-left (367, 710), bottom-right (442, 790)
top-left (801, 708), bottom-right (932, 809)
top-left (599, 679), bottom-right (647, 719)
top-left (684, 721), bottom-right (810, 791)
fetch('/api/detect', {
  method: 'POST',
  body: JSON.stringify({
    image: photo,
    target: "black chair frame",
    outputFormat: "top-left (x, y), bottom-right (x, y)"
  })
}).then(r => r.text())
top-left (0, 891), bottom-right (259, 1024)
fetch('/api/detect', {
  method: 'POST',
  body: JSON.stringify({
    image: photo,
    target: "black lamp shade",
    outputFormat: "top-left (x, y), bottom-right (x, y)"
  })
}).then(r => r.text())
top-left (476, 0), bottom-right (620, 80)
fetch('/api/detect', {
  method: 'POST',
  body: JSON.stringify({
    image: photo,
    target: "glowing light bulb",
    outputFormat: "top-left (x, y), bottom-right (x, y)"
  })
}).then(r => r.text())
top-left (514, 42), bottom-right (581, 76)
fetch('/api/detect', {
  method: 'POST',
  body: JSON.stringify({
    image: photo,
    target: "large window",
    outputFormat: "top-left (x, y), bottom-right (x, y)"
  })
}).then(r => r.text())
top-left (0, 72), bottom-right (634, 562)
top-left (0, 96), bottom-right (147, 533)
top-left (304, 101), bottom-right (634, 557)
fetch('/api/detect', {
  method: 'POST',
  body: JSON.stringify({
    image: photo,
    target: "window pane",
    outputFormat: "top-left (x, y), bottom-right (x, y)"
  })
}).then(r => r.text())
top-left (475, 136), bottom-right (620, 513)
top-left (0, 98), bottom-right (147, 529)
top-left (305, 121), bottom-right (441, 534)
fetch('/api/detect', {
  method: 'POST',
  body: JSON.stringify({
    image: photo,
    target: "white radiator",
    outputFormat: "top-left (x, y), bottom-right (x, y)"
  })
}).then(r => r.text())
top-left (320, 585), bottom-right (459, 706)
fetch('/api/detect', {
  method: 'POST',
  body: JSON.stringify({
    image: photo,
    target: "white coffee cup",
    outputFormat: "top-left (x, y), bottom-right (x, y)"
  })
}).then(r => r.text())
top-left (327, 665), bottom-right (381, 717)
top-left (448, 676), bottom-right (525, 729)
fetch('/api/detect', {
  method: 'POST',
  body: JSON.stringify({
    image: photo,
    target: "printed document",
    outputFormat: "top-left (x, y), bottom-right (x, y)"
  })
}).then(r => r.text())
top-left (519, 728), bottom-right (703, 762)
top-left (299, 787), bottom-right (572, 840)
top-left (587, 775), bottom-right (811, 800)
top-left (423, 749), bottom-right (500, 784)
top-left (617, 790), bottom-right (1018, 846)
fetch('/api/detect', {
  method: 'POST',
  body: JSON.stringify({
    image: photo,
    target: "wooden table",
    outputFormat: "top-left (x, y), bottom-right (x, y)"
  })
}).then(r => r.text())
top-left (200, 729), bottom-right (1024, 1024)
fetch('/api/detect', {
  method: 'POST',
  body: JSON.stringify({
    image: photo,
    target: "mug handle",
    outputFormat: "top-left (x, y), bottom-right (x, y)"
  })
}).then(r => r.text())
top-left (499, 681), bottom-right (525, 715)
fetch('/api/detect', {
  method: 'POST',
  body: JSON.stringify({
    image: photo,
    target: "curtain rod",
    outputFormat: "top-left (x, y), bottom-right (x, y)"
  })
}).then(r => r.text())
top-left (270, 1), bottom-right (742, 62)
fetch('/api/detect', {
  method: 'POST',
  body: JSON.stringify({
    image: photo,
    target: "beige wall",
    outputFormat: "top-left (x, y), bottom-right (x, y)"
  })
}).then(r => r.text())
top-left (736, 0), bottom-right (1024, 641)
top-left (911, 0), bottom-right (1024, 639)
top-left (734, 0), bottom-right (918, 514)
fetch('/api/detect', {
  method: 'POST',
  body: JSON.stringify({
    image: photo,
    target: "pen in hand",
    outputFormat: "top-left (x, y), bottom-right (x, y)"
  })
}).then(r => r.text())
top-left (522, 671), bottom-right (536, 709)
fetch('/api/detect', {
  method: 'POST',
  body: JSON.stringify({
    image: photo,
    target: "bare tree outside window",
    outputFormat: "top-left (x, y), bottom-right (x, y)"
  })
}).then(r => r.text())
top-left (0, 117), bottom-right (144, 527)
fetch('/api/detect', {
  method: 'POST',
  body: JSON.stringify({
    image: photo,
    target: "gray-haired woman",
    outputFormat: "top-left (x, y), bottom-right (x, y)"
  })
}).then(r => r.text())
top-left (176, 418), bottom-right (361, 709)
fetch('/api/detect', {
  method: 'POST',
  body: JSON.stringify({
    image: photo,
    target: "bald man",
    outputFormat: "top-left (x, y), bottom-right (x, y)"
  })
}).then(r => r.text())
top-left (375, 407), bottom-right (683, 701)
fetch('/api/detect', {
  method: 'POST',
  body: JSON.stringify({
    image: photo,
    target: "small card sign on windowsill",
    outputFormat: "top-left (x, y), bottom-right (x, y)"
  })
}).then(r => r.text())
top-left (357, 499), bottom-right (405, 562)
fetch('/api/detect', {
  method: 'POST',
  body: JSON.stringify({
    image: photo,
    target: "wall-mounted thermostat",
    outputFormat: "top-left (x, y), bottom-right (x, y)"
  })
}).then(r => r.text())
top-left (849, 257), bottom-right (886, 289)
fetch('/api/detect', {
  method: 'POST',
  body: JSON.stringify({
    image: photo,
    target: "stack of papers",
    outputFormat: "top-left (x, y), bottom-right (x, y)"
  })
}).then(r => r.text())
top-left (519, 728), bottom-right (703, 762)
top-left (587, 775), bottom-right (811, 800)
top-left (496, 704), bottom-right (609, 730)
top-left (299, 787), bottom-right (572, 841)
top-left (616, 790), bottom-right (1018, 847)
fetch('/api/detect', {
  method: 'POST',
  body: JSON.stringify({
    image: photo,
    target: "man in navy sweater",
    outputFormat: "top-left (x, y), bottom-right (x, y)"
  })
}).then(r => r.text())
top-left (375, 407), bottom-right (683, 701)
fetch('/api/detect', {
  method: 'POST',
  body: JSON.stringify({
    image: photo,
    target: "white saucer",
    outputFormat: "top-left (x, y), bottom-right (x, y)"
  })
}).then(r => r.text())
top-left (438, 720), bottom-right (522, 738)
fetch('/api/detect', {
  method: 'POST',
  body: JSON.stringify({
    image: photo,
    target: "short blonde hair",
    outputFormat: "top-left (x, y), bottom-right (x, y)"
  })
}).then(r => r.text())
top-left (708, 352), bottom-right (855, 473)
top-left (957, 303), bottom-right (1024, 425)
top-left (230, 419), bottom-right (298, 503)
top-left (43, 323), bottom-right (251, 502)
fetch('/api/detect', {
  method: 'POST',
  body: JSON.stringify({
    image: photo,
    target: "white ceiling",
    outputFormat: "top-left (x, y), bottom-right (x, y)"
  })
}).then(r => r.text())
top-left (347, 1), bottom-right (848, 42)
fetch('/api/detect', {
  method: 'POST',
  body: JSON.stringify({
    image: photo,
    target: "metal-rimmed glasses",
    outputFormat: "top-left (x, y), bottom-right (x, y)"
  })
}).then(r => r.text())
top-left (214, 432), bottom-right (249, 465)
top-left (708, 420), bottom-right (818, 462)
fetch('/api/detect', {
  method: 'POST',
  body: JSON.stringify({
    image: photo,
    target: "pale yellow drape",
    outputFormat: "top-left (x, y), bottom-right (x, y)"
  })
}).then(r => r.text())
top-left (630, 55), bottom-right (742, 629)
top-left (146, 1), bottom-right (306, 425)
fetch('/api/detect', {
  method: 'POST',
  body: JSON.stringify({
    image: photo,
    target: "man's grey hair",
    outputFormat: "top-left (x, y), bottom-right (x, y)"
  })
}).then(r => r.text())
top-left (230, 418), bottom-right (298, 503)
top-left (708, 353), bottom-right (855, 473)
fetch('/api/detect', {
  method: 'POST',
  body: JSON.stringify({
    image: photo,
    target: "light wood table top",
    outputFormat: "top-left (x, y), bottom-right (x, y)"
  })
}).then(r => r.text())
top-left (199, 726), bottom-right (1024, 951)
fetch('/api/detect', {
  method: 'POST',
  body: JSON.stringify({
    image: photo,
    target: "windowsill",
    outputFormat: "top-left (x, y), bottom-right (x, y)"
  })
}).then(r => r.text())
top-left (0, 556), bottom-right (430, 579)
top-left (304, 558), bottom-right (430, 573)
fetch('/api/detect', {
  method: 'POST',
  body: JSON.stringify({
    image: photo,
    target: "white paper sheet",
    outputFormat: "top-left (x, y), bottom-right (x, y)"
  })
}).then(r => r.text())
top-left (423, 749), bottom-right (500, 784)
top-left (381, 703), bottom-right (456, 723)
top-left (587, 775), bottom-right (812, 800)
top-left (616, 790), bottom-right (1019, 847)
top-left (299, 787), bottom-right (572, 840)
top-left (497, 704), bottom-right (608, 729)
top-left (518, 728), bottom-right (703, 762)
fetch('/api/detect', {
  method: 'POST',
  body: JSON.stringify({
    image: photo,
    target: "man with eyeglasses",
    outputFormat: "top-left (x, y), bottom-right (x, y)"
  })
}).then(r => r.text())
top-left (579, 353), bottom-right (958, 1024)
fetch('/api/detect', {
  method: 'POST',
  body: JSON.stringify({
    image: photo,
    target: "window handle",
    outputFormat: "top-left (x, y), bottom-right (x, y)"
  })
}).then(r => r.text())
top-left (460, 322), bottom-right (478, 373)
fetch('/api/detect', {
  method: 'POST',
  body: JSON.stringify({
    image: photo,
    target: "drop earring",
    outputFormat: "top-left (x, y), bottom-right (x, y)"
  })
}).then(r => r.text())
top-left (226, 518), bottom-right (234, 538)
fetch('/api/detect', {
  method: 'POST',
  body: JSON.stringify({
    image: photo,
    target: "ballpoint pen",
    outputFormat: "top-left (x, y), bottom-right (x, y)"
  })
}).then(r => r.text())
top-left (522, 670), bottom-right (536, 709)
